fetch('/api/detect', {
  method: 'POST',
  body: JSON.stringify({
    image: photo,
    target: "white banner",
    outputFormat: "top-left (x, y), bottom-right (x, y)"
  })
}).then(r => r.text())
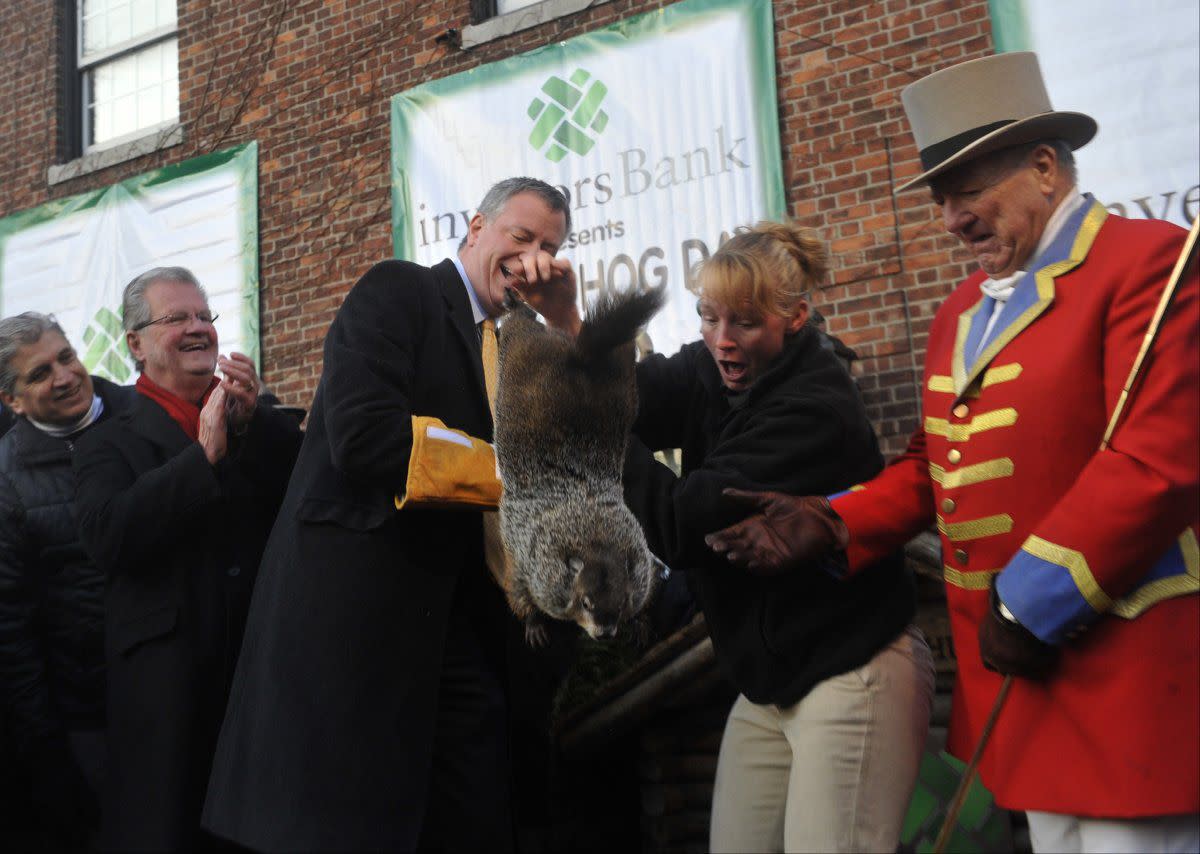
top-left (990, 0), bottom-right (1199, 227)
top-left (391, 0), bottom-right (784, 357)
top-left (0, 144), bottom-right (260, 382)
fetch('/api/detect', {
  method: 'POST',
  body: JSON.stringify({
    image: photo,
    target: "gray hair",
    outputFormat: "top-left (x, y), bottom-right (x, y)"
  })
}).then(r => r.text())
top-left (0, 312), bottom-right (67, 395)
top-left (1043, 138), bottom-right (1078, 185)
top-left (459, 177), bottom-right (572, 249)
top-left (991, 138), bottom-right (1078, 186)
top-left (122, 266), bottom-right (207, 371)
top-left (121, 266), bottom-right (206, 332)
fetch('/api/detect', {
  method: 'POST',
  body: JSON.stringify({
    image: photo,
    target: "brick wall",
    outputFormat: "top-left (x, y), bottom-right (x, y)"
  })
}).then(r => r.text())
top-left (0, 0), bottom-right (995, 456)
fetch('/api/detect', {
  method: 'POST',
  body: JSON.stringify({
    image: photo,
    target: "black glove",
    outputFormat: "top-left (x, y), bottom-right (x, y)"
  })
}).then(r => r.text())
top-left (978, 580), bottom-right (1059, 680)
top-left (705, 489), bottom-right (850, 576)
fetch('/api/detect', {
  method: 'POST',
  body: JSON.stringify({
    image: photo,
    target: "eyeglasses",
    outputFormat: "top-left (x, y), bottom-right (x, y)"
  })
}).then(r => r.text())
top-left (132, 311), bottom-right (219, 331)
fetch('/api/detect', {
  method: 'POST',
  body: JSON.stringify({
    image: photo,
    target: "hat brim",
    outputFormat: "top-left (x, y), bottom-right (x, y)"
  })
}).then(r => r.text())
top-left (896, 110), bottom-right (1097, 193)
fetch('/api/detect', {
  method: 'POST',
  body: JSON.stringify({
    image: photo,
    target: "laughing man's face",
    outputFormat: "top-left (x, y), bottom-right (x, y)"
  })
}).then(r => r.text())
top-left (127, 280), bottom-right (218, 394)
top-left (460, 191), bottom-right (567, 318)
top-left (0, 330), bottom-right (94, 426)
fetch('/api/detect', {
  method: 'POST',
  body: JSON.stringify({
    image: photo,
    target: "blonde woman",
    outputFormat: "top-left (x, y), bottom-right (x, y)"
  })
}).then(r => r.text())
top-left (622, 222), bottom-right (934, 853)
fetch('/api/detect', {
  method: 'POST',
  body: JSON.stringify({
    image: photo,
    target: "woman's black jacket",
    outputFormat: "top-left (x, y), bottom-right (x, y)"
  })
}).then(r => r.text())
top-left (623, 326), bottom-right (915, 706)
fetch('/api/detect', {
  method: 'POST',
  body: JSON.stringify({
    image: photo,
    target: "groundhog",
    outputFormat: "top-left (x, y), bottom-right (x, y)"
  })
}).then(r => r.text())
top-left (495, 287), bottom-right (665, 646)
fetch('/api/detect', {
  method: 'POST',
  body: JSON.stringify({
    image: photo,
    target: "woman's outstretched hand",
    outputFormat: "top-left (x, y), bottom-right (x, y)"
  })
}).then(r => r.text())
top-left (705, 489), bottom-right (849, 575)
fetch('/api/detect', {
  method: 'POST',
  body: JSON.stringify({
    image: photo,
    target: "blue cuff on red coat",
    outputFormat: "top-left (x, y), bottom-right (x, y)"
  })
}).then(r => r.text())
top-left (996, 546), bottom-right (1100, 645)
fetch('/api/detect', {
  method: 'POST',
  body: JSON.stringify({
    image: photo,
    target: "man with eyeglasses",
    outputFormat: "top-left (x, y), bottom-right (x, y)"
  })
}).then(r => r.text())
top-left (71, 267), bottom-right (303, 851)
top-left (0, 312), bottom-right (135, 849)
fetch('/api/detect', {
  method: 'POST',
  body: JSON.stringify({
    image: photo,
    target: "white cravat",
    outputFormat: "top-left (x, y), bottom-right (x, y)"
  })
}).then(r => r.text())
top-left (974, 189), bottom-right (1086, 360)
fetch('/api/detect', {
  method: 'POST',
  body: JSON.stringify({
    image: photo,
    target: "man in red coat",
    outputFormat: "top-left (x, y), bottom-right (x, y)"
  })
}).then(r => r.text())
top-left (706, 51), bottom-right (1198, 853)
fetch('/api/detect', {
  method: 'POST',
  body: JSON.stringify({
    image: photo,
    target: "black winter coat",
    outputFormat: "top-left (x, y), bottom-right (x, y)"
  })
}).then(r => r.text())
top-left (0, 377), bottom-right (133, 754)
top-left (72, 391), bottom-right (302, 852)
top-left (203, 260), bottom-right (506, 852)
top-left (623, 327), bottom-right (915, 706)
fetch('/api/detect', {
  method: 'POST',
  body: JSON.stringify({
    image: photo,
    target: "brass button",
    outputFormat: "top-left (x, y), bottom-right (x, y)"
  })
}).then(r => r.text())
top-left (954, 548), bottom-right (968, 565)
top-left (953, 403), bottom-right (969, 419)
top-left (941, 498), bottom-right (956, 514)
top-left (947, 449), bottom-right (962, 464)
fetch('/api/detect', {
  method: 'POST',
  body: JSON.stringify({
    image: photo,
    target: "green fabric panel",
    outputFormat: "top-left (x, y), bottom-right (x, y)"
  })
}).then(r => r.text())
top-left (988, 0), bottom-right (1032, 53)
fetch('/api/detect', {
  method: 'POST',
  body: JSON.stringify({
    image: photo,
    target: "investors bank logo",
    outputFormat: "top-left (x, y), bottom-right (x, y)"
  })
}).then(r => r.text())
top-left (81, 306), bottom-right (133, 383)
top-left (527, 69), bottom-right (609, 162)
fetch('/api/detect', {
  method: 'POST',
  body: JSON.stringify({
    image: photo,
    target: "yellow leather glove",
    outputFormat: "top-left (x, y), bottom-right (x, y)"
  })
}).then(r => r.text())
top-left (394, 416), bottom-right (502, 511)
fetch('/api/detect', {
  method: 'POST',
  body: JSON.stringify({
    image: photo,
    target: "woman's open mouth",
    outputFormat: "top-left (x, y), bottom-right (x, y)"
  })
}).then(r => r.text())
top-left (718, 359), bottom-right (748, 385)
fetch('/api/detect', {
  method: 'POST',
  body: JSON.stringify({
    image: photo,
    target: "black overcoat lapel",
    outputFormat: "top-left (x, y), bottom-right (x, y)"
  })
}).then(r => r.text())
top-left (124, 394), bottom-right (194, 457)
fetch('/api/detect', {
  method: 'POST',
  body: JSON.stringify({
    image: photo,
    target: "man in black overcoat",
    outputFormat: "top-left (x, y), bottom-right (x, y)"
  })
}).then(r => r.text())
top-left (202, 178), bottom-right (577, 852)
top-left (72, 267), bottom-right (302, 851)
top-left (0, 312), bottom-right (136, 848)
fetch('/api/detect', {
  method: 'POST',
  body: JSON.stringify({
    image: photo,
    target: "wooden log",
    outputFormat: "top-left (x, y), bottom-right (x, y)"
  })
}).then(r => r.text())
top-left (553, 615), bottom-right (710, 737)
top-left (558, 636), bottom-right (718, 756)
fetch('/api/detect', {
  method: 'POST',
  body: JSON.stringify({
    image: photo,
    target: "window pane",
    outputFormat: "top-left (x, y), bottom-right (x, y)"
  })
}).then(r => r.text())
top-left (89, 101), bottom-right (112, 144)
top-left (84, 36), bottom-right (179, 148)
top-left (81, 0), bottom-right (110, 54)
top-left (132, 0), bottom-right (156, 30)
top-left (107, 1), bottom-right (131, 47)
top-left (89, 62), bottom-right (114, 102)
top-left (136, 42), bottom-right (158, 81)
top-left (162, 75), bottom-right (180, 123)
top-left (80, 0), bottom-right (175, 60)
top-left (137, 88), bottom-right (161, 127)
top-left (111, 93), bottom-right (137, 137)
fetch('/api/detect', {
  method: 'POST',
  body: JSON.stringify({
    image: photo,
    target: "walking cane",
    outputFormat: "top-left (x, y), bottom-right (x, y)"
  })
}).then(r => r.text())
top-left (931, 214), bottom-right (1200, 854)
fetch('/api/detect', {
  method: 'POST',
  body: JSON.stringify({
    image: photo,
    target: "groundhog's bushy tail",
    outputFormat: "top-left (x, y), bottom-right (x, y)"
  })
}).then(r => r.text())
top-left (573, 288), bottom-right (665, 368)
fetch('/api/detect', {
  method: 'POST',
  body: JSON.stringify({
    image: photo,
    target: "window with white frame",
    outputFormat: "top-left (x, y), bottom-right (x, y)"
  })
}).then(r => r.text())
top-left (77, 0), bottom-right (179, 152)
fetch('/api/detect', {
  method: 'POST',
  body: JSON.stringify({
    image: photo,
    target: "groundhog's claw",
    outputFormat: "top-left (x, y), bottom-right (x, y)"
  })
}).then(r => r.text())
top-left (524, 614), bottom-right (550, 648)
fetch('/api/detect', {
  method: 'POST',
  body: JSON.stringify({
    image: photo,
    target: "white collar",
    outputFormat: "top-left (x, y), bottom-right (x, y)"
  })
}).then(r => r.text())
top-left (452, 255), bottom-right (488, 326)
top-left (28, 393), bottom-right (104, 439)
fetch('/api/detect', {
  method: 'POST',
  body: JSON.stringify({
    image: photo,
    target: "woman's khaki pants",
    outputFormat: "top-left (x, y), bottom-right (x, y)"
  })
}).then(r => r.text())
top-left (710, 625), bottom-right (934, 853)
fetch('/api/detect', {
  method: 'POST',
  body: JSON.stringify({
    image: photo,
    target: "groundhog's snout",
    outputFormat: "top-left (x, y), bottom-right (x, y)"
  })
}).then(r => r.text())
top-left (584, 621), bottom-right (619, 640)
top-left (574, 559), bottom-right (625, 640)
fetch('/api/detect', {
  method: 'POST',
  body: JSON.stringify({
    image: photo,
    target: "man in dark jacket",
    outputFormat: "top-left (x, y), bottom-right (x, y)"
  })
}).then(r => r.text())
top-left (72, 267), bottom-right (302, 852)
top-left (203, 178), bottom-right (575, 852)
top-left (0, 312), bottom-right (134, 848)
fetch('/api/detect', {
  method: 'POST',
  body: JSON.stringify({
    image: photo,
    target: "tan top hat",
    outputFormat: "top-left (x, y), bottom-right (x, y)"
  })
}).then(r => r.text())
top-left (897, 51), bottom-right (1097, 192)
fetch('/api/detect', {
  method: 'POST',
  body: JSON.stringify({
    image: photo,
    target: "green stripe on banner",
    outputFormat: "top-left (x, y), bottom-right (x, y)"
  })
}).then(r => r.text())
top-left (553, 119), bottom-right (595, 157)
top-left (541, 75), bottom-right (582, 110)
top-left (574, 79), bottom-right (608, 128)
top-left (988, 0), bottom-right (1033, 52)
top-left (96, 306), bottom-right (123, 338)
top-left (529, 103), bottom-right (565, 149)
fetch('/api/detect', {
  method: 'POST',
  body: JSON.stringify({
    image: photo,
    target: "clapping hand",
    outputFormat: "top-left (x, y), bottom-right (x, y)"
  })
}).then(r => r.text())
top-left (217, 352), bottom-right (261, 430)
top-left (198, 384), bottom-right (228, 465)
